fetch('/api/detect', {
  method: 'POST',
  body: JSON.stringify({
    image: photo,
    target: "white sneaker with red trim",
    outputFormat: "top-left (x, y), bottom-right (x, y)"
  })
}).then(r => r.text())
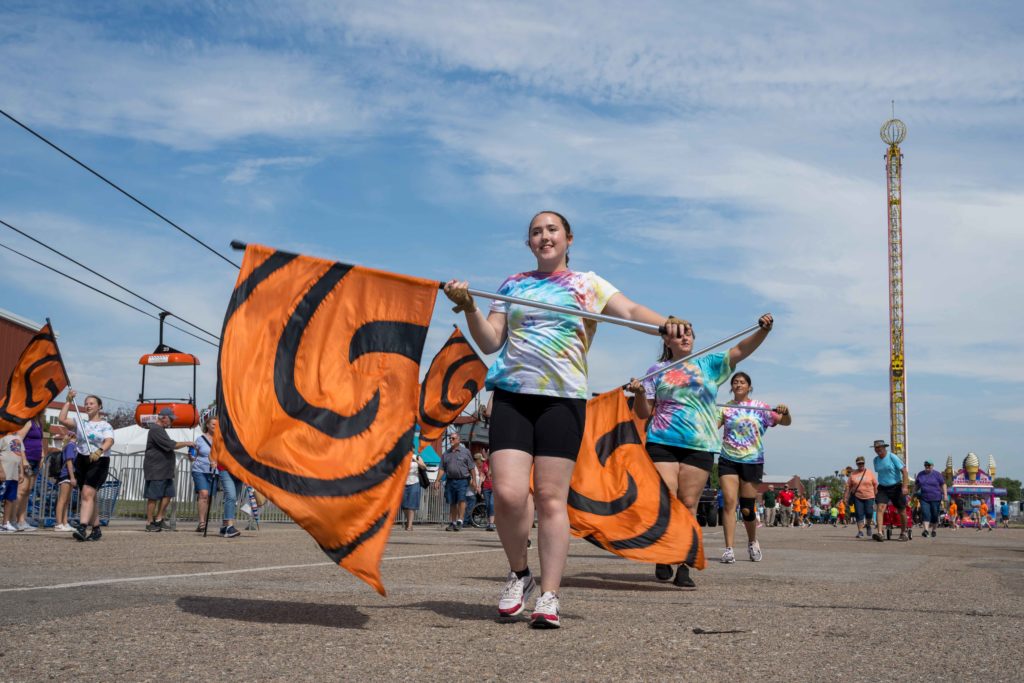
top-left (497, 571), bottom-right (535, 617)
top-left (530, 591), bottom-right (561, 629)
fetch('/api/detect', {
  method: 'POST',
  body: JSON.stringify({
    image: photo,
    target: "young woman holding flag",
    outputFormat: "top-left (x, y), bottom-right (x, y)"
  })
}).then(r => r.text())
top-left (717, 372), bottom-right (791, 564)
top-left (444, 210), bottom-right (682, 629)
top-left (627, 314), bottom-right (774, 588)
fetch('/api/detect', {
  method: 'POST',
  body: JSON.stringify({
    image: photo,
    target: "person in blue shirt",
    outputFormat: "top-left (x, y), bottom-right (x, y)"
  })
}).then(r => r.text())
top-left (871, 439), bottom-right (909, 542)
top-left (999, 501), bottom-right (1011, 529)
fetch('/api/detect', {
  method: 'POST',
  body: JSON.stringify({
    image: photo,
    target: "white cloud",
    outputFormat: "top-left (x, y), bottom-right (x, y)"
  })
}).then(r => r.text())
top-left (224, 156), bottom-right (320, 185)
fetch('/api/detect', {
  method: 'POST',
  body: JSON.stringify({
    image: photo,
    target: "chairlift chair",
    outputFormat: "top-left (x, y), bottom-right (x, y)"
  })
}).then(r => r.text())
top-left (134, 313), bottom-right (200, 428)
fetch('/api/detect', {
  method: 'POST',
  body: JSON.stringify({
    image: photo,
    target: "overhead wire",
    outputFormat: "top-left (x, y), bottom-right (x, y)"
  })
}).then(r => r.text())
top-left (0, 108), bottom-right (240, 270)
top-left (0, 240), bottom-right (219, 349)
top-left (0, 217), bottom-right (220, 343)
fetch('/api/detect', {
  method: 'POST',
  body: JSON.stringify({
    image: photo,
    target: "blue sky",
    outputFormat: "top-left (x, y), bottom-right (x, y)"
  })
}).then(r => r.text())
top-left (1, 1), bottom-right (1021, 481)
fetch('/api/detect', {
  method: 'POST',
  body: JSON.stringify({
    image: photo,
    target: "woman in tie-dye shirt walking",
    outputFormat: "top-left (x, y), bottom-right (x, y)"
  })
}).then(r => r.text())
top-left (627, 314), bottom-right (775, 588)
top-left (718, 372), bottom-right (791, 564)
top-left (444, 211), bottom-right (682, 629)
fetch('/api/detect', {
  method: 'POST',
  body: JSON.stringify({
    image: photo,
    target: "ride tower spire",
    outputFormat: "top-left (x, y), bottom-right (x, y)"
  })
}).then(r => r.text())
top-left (880, 112), bottom-right (908, 464)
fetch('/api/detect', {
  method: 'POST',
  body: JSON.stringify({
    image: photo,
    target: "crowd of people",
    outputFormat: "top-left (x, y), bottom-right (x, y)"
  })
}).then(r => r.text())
top-left (0, 399), bottom-right (257, 540)
top-left (1, 210), bottom-right (1015, 634)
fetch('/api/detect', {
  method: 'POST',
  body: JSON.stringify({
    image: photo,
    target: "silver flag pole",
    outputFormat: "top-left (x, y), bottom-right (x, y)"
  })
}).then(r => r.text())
top-left (464, 287), bottom-right (664, 335)
top-left (629, 324), bottom-right (761, 387)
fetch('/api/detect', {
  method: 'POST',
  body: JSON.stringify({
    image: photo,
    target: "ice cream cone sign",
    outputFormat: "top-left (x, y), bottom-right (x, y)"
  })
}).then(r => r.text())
top-left (964, 452), bottom-right (980, 482)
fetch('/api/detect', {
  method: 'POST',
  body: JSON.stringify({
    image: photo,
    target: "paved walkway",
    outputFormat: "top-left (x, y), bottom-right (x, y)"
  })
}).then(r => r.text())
top-left (3, 522), bottom-right (1020, 681)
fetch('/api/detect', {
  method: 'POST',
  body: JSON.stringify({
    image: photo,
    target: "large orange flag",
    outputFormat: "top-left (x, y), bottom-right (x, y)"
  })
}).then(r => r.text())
top-left (0, 322), bottom-right (68, 435)
top-left (568, 389), bottom-right (705, 569)
top-left (417, 327), bottom-right (487, 442)
top-left (214, 244), bottom-right (437, 594)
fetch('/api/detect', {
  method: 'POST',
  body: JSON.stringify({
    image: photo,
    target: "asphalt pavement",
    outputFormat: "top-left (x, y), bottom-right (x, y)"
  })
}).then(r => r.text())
top-left (2, 520), bottom-right (1020, 682)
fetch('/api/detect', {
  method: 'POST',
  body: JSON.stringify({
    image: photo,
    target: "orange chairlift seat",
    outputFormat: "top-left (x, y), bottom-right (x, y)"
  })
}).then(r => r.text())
top-left (135, 313), bottom-right (200, 428)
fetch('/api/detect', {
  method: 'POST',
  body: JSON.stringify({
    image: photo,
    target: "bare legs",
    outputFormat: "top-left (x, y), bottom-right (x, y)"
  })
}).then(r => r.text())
top-left (80, 485), bottom-right (100, 528)
top-left (197, 489), bottom-right (210, 528)
top-left (720, 474), bottom-right (759, 548)
top-left (491, 450), bottom-right (574, 594)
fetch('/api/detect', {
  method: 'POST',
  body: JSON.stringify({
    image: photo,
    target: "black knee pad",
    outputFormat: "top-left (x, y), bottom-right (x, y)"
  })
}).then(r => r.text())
top-left (740, 497), bottom-right (757, 521)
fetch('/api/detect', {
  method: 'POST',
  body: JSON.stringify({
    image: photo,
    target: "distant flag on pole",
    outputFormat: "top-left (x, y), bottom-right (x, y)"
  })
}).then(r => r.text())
top-left (213, 244), bottom-right (438, 594)
top-left (568, 390), bottom-right (705, 569)
top-left (417, 326), bottom-right (487, 442)
top-left (0, 321), bottom-right (69, 435)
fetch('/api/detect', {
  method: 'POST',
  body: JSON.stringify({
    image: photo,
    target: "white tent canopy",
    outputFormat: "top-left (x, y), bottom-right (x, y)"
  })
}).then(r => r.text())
top-left (111, 424), bottom-right (199, 454)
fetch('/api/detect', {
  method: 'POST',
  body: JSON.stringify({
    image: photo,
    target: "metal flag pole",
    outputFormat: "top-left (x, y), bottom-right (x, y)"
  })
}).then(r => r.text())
top-left (228, 241), bottom-right (667, 335)
top-left (461, 286), bottom-right (663, 334)
top-left (716, 403), bottom-right (777, 413)
top-left (628, 324), bottom-right (761, 387)
top-left (46, 318), bottom-right (91, 449)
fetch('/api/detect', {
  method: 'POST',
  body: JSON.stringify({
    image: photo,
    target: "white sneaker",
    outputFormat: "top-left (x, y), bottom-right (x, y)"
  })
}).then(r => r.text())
top-left (1, 522), bottom-right (17, 532)
top-left (530, 591), bottom-right (561, 629)
top-left (497, 571), bottom-right (535, 617)
top-left (721, 547), bottom-right (736, 564)
top-left (53, 524), bottom-right (68, 531)
top-left (16, 522), bottom-right (37, 532)
top-left (748, 540), bottom-right (763, 562)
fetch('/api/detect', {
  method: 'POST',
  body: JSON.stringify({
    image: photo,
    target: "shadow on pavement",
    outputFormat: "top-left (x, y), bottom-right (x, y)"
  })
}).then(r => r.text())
top-left (376, 600), bottom-right (584, 624)
top-left (176, 596), bottom-right (368, 629)
top-left (567, 572), bottom-right (684, 592)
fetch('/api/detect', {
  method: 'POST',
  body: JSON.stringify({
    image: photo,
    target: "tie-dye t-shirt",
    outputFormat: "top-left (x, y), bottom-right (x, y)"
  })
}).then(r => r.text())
top-left (720, 400), bottom-right (778, 464)
top-left (641, 351), bottom-right (732, 452)
top-left (485, 270), bottom-right (619, 399)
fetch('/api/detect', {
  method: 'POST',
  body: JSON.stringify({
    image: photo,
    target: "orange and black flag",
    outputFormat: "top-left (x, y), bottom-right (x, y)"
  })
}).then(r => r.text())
top-left (0, 322), bottom-right (68, 435)
top-left (417, 327), bottom-right (487, 442)
top-left (213, 244), bottom-right (438, 594)
top-left (568, 390), bottom-right (705, 569)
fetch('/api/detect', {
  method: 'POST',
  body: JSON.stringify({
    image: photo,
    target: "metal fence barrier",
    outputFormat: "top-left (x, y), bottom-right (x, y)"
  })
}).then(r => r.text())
top-left (21, 452), bottom-right (459, 529)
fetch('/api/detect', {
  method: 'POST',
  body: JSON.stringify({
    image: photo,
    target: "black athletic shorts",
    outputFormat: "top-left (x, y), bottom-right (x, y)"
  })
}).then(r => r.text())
top-left (646, 443), bottom-right (715, 472)
top-left (74, 454), bottom-right (110, 490)
top-left (489, 388), bottom-right (587, 460)
top-left (875, 483), bottom-right (906, 508)
top-left (717, 457), bottom-right (764, 484)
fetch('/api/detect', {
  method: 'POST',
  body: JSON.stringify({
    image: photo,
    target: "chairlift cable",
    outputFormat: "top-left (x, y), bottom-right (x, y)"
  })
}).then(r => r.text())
top-left (0, 217), bottom-right (220, 342)
top-left (0, 108), bottom-right (241, 270)
top-left (0, 240), bottom-right (219, 349)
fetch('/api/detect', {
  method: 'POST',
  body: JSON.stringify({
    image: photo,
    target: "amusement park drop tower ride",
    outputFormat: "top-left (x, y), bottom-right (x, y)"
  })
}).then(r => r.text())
top-left (881, 116), bottom-right (908, 465)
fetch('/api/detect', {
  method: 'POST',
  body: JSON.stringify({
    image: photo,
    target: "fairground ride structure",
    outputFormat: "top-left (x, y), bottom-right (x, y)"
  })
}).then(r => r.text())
top-left (881, 116), bottom-right (907, 468)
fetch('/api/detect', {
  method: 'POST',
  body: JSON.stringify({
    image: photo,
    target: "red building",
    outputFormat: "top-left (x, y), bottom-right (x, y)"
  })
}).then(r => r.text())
top-left (0, 308), bottom-right (43, 392)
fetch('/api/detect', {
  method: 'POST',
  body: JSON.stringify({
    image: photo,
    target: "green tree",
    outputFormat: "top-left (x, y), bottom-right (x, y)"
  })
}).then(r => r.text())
top-left (993, 477), bottom-right (1022, 501)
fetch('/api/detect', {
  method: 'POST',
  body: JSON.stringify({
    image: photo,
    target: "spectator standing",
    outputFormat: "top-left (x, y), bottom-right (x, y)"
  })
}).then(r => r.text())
top-left (777, 486), bottom-right (795, 527)
top-left (53, 435), bottom-right (78, 531)
top-left (838, 500), bottom-right (847, 526)
top-left (999, 501), bottom-right (1010, 528)
top-left (478, 449), bottom-right (495, 531)
top-left (0, 434), bottom-right (27, 532)
top-left (401, 449), bottom-right (428, 531)
top-left (844, 456), bottom-right (878, 538)
top-left (206, 417), bottom-right (242, 538)
top-left (914, 460), bottom-right (946, 538)
top-left (434, 431), bottom-right (476, 531)
top-left (762, 485), bottom-right (777, 527)
top-left (143, 407), bottom-right (193, 532)
top-left (948, 500), bottom-right (958, 529)
top-left (189, 415), bottom-right (217, 532)
top-left (830, 505), bottom-right (838, 526)
top-left (13, 419), bottom-right (44, 531)
top-left (871, 439), bottom-right (909, 542)
top-left (464, 451), bottom-right (483, 527)
top-left (57, 390), bottom-right (114, 542)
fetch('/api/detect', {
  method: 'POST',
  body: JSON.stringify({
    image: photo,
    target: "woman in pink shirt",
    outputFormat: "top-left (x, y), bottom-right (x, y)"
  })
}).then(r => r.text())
top-left (843, 456), bottom-right (879, 538)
